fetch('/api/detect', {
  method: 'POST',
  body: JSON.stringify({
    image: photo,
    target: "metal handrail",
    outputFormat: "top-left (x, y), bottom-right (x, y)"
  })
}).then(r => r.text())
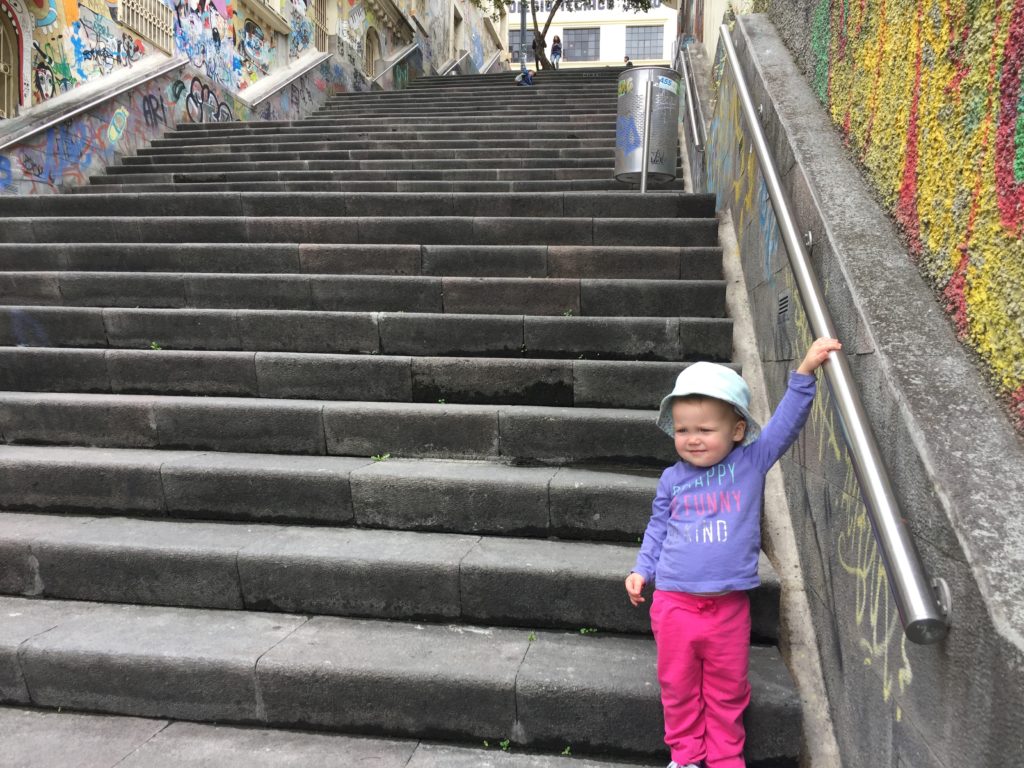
top-left (247, 52), bottom-right (331, 106)
top-left (371, 42), bottom-right (420, 84)
top-left (437, 50), bottom-right (471, 77)
top-left (481, 48), bottom-right (505, 74)
top-left (685, 46), bottom-right (706, 149)
top-left (0, 55), bottom-right (187, 153)
top-left (718, 24), bottom-right (950, 644)
top-left (676, 46), bottom-right (703, 153)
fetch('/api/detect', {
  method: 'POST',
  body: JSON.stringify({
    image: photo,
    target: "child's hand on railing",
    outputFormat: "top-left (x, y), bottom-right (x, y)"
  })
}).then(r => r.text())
top-left (797, 337), bottom-right (842, 375)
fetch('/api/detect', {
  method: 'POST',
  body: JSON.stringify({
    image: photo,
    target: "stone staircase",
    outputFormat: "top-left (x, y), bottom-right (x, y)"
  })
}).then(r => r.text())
top-left (0, 69), bottom-right (801, 766)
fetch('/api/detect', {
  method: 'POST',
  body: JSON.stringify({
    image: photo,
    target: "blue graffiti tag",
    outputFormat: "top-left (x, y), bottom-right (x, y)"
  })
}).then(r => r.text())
top-left (616, 115), bottom-right (641, 154)
top-left (0, 156), bottom-right (11, 190)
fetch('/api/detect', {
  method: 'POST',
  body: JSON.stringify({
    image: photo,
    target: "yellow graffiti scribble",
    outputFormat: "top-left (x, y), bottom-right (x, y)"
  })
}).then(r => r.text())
top-left (790, 281), bottom-right (913, 712)
top-left (711, 21), bottom-right (917, 723)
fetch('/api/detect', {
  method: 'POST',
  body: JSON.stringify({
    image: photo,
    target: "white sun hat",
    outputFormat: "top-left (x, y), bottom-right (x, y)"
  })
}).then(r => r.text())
top-left (655, 362), bottom-right (761, 445)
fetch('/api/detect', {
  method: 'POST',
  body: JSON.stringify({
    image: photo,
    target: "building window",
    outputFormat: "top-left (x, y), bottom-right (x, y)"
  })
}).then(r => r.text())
top-left (625, 25), bottom-right (663, 60)
top-left (508, 31), bottom-right (534, 63)
top-left (121, 0), bottom-right (175, 53)
top-left (364, 27), bottom-right (381, 76)
top-left (564, 27), bottom-right (599, 62)
top-left (1, 6), bottom-right (17, 119)
top-left (310, 0), bottom-right (328, 52)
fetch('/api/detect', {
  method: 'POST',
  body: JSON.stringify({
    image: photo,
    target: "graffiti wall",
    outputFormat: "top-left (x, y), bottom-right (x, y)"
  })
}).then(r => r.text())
top-left (0, 60), bottom-right (329, 194)
top-left (28, 0), bottom-right (146, 103)
top-left (701, 17), bottom-right (1024, 767)
top-left (769, 0), bottom-right (1024, 428)
top-left (2, 0), bottom-right (502, 194)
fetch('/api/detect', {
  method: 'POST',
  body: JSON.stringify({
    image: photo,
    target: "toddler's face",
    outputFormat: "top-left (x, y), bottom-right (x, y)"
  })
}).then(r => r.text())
top-left (671, 397), bottom-right (746, 467)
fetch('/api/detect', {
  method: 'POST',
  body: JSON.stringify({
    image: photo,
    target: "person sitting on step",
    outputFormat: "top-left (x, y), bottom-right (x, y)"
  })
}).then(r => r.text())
top-left (625, 337), bottom-right (842, 768)
top-left (515, 69), bottom-right (535, 86)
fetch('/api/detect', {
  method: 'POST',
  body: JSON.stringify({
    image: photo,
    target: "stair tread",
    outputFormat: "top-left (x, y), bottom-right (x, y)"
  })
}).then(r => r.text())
top-left (0, 66), bottom-right (804, 764)
top-left (0, 707), bottom-right (660, 768)
top-left (0, 595), bottom-right (799, 758)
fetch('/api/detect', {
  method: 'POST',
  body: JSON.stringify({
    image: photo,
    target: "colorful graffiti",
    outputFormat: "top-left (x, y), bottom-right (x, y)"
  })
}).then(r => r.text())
top-left (0, 62), bottom-right (331, 194)
top-left (705, 53), bottom-right (913, 723)
top-left (28, 0), bottom-right (145, 103)
top-left (809, 0), bottom-right (1024, 426)
top-left (173, 0), bottom-right (244, 90)
top-left (288, 0), bottom-right (312, 59)
top-left (241, 18), bottom-right (272, 76)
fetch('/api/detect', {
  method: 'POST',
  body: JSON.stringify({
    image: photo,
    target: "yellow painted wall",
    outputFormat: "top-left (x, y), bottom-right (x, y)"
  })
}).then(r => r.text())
top-left (806, 0), bottom-right (1024, 426)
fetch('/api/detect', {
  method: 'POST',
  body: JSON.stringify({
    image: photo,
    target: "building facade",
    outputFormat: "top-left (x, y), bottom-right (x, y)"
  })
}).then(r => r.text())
top-left (0, 0), bottom-right (503, 122)
top-left (508, 0), bottom-right (676, 69)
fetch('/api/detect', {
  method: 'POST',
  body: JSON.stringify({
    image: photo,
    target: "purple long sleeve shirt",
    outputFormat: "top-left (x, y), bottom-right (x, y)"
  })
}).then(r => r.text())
top-left (632, 372), bottom-right (817, 593)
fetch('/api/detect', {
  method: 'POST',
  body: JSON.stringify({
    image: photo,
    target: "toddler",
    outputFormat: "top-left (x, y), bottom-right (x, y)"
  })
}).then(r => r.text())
top-left (625, 337), bottom-right (841, 768)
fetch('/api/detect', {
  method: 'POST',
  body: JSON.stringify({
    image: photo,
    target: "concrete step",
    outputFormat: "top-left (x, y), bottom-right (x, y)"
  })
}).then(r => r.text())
top-left (73, 178), bottom-right (684, 194)
top-left (0, 272), bottom-right (725, 315)
top-left (86, 167), bottom-right (621, 184)
top-left (149, 128), bottom-right (617, 147)
top-left (0, 707), bottom-right (664, 768)
top-left (0, 596), bottom-right (800, 761)
top-left (119, 147), bottom-right (622, 164)
top-left (0, 216), bottom-right (715, 247)
top-left (157, 119), bottom-right (618, 139)
top-left (0, 511), bottom-right (779, 640)
top-left (0, 392), bottom-right (679, 466)
top-left (95, 158), bottom-right (618, 174)
top-left (329, 82), bottom-right (617, 97)
top-left (313, 99), bottom-right (617, 113)
top-left (298, 106), bottom-right (616, 119)
top-left (0, 308), bottom-right (732, 360)
top-left (0, 192), bottom-right (713, 221)
top-left (136, 138), bottom-right (617, 155)
top-left (0, 348), bottom-right (701, 407)
top-left (0, 446), bottom-right (656, 537)
top-left (0, 244), bottom-right (721, 279)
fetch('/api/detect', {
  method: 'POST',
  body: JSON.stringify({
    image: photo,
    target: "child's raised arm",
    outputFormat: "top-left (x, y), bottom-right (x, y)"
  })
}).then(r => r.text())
top-left (796, 337), bottom-right (842, 375)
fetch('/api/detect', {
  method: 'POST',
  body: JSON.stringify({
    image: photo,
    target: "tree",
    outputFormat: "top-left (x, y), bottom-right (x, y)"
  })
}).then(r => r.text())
top-left (476, 0), bottom-right (655, 70)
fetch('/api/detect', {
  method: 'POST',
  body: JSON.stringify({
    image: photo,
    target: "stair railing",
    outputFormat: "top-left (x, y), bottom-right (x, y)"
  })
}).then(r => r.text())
top-left (481, 49), bottom-right (505, 74)
top-left (436, 50), bottom-right (471, 77)
top-left (0, 55), bottom-right (187, 153)
top-left (370, 42), bottom-right (420, 86)
top-left (714, 25), bottom-right (951, 644)
top-left (676, 44), bottom-right (705, 154)
top-left (247, 51), bottom-right (332, 107)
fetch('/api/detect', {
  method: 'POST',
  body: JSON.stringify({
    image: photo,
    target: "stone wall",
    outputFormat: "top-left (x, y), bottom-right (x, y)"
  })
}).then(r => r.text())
top-left (698, 15), bottom-right (1024, 768)
top-left (768, 0), bottom-right (1024, 430)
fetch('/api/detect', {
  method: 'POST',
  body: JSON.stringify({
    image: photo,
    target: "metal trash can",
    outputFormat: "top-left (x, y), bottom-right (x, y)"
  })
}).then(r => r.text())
top-left (615, 66), bottom-right (681, 184)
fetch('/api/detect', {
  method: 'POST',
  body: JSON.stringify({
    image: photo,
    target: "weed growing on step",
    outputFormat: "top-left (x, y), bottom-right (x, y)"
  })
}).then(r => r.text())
top-left (371, 453), bottom-right (391, 462)
top-left (149, 341), bottom-right (162, 350)
top-left (528, 631), bottom-right (537, 641)
top-left (579, 627), bottom-right (597, 635)
top-left (482, 740), bottom-right (489, 748)
top-left (561, 746), bottom-right (572, 756)
top-left (500, 739), bottom-right (511, 752)
top-left (437, 398), bottom-right (446, 404)
top-left (562, 308), bottom-right (574, 316)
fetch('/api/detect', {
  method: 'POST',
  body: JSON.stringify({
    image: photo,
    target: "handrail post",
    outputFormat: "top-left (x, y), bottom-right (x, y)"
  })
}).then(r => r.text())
top-left (685, 46), bottom-right (706, 149)
top-left (677, 45), bottom-right (703, 153)
top-left (639, 78), bottom-right (653, 194)
top-left (719, 24), bottom-right (951, 644)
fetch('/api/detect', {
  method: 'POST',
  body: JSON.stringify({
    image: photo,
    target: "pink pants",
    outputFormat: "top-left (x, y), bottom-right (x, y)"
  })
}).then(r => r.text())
top-left (649, 589), bottom-right (751, 768)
